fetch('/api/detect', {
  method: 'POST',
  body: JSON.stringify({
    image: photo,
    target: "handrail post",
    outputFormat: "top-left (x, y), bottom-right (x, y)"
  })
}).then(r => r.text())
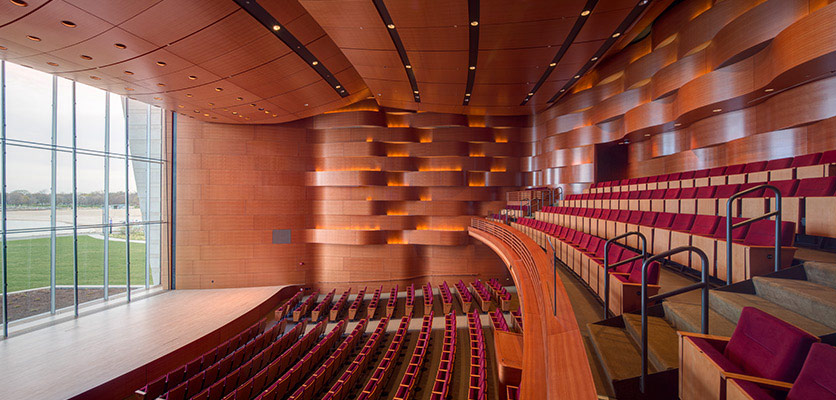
top-left (603, 231), bottom-right (647, 318)
top-left (725, 184), bottom-right (782, 285)
top-left (640, 246), bottom-right (709, 393)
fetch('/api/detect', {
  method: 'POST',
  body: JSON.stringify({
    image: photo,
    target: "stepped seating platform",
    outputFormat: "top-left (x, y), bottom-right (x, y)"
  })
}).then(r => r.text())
top-left (455, 280), bottom-right (474, 313)
top-left (422, 282), bottom-right (434, 316)
top-left (329, 288), bottom-right (352, 322)
top-left (310, 289), bottom-right (336, 322)
top-left (392, 312), bottom-right (434, 400)
top-left (430, 312), bottom-right (457, 400)
top-left (439, 282), bottom-right (454, 314)
top-left (347, 287), bottom-right (367, 321)
top-left (470, 280), bottom-right (494, 312)
top-left (293, 291), bottom-right (320, 322)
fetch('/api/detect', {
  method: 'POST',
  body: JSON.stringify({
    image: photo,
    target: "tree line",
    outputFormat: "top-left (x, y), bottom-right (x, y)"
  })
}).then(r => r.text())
top-left (6, 190), bottom-right (140, 208)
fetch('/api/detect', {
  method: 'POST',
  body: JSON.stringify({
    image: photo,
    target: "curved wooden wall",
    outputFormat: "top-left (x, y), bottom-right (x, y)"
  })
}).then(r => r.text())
top-left (527, 0), bottom-right (836, 191)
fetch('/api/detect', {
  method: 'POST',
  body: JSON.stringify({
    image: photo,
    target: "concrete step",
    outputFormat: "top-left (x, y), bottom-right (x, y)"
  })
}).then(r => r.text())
top-left (662, 301), bottom-right (736, 337)
top-left (709, 290), bottom-right (834, 337)
top-left (803, 261), bottom-right (836, 291)
top-left (754, 276), bottom-right (836, 330)
top-left (622, 313), bottom-right (679, 372)
top-left (587, 323), bottom-right (657, 384)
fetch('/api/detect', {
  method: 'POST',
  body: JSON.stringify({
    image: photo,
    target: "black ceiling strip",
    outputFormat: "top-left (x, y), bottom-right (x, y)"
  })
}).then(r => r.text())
top-left (547, 0), bottom-right (652, 103)
top-left (463, 0), bottom-right (480, 106)
top-left (371, 0), bottom-right (420, 103)
top-left (520, 0), bottom-right (598, 106)
top-left (234, 0), bottom-right (348, 98)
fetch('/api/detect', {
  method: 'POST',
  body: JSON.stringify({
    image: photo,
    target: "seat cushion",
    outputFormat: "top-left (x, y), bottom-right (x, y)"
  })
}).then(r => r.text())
top-left (788, 343), bottom-right (836, 400)
top-left (690, 337), bottom-right (744, 374)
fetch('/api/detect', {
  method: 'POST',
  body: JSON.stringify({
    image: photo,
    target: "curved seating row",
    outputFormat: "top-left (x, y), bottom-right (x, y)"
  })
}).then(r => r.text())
top-left (321, 317), bottom-right (390, 400)
top-left (386, 285), bottom-right (399, 318)
top-left (490, 309), bottom-right (509, 332)
top-left (532, 207), bottom-right (796, 283)
top-left (438, 282), bottom-right (454, 314)
top-left (423, 282), bottom-right (434, 315)
top-left (486, 278), bottom-right (512, 311)
top-left (274, 291), bottom-right (303, 320)
top-left (366, 286), bottom-right (383, 319)
top-left (310, 289), bottom-right (336, 322)
top-left (347, 287), bottom-right (367, 321)
top-left (293, 291), bottom-right (320, 322)
top-left (405, 284), bottom-right (415, 316)
top-left (470, 280), bottom-right (493, 312)
top-left (467, 311), bottom-right (487, 400)
top-left (513, 218), bottom-right (662, 315)
top-left (329, 288), bottom-right (352, 322)
top-left (357, 316), bottom-right (412, 400)
top-left (510, 309), bottom-right (523, 332)
top-left (455, 280), bottom-right (473, 313)
top-left (393, 311), bottom-right (434, 400)
top-left (430, 312), bottom-right (457, 400)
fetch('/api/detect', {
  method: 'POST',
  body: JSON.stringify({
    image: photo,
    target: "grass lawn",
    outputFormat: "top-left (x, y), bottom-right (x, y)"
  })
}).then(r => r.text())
top-left (4, 235), bottom-right (149, 293)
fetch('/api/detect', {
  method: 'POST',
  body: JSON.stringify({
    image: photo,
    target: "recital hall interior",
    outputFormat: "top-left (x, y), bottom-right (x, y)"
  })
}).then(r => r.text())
top-left (2, 0), bottom-right (836, 399)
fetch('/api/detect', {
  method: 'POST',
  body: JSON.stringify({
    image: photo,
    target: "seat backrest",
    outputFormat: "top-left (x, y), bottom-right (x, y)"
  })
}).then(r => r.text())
top-left (628, 191), bottom-right (641, 199)
top-left (788, 343), bottom-right (836, 400)
top-left (650, 189), bottom-right (666, 199)
top-left (764, 179), bottom-right (799, 197)
top-left (637, 176), bottom-right (649, 184)
top-left (680, 170), bottom-right (696, 179)
top-left (694, 168), bottom-right (710, 178)
top-left (725, 307), bottom-right (818, 382)
top-left (743, 161), bottom-right (768, 173)
top-left (664, 188), bottom-right (681, 198)
top-left (695, 186), bottom-right (716, 199)
top-left (591, 209), bottom-right (603, 218)
top-left (578, 234), bottom-right (591, 249)
top-left (715, 184), bottom-right (741, 198)
top-left (627, 211), bottom-right (643, 224)
top-left (616, 210), bottom-right (631, 222)
top-left (791, 153), bottom-right (822, 168)
top-left (725, 163), bottom-right (746, 174)
top-left (708, 166), bottom-right (727, 176)
top-left (738, 182), bottom-right (766, 198)
top-left (795, 176), bottom-right (836, 197)
top-left (821, 149), bottom-right (836, 164)
top-left (655, 212), bottom-right (676, 228)
top-left (712, 217), bottom-right (750, 241)
top-left (606, 245), bottom-right (624, 263)
top-left (627, 260), bottom-right (660, 285)
top-left (680, 187), bottom-right (698, 198)
top-left (628, 178), bottom-right (639, 185)
top-left (742, 219), bottom-right (795, 247)
top-left (765, 157), bottom-right (793, 170)
top-left (639, 211), bottom-right (658, 226)
top-left (691, 215), bottom-right (721, 236)
top-left (670, 213), bottom-right (696, 231)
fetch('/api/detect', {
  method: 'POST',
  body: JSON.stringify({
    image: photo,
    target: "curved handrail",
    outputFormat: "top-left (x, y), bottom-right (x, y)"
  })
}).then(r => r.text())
top-left (603, 231), bottom-right (647, 318)
top-left (640, 246), bottom-right (710, 393)
top-left (725, 184), bottom-right (782, 285)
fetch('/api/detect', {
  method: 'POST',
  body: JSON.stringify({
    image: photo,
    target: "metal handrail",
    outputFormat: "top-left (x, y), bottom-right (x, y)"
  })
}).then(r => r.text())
top-left (640, 246), bottom-right (710, 393)
top-left (603, 231), bottom-right (647, 318)
top-left (725, 184), bottom-right (782, 285)
top-left (547, 237), bottom-right (557, 317)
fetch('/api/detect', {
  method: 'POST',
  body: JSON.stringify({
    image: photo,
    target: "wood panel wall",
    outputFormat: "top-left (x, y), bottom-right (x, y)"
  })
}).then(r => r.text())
top-left (527, 0), bottom-right (836, 191)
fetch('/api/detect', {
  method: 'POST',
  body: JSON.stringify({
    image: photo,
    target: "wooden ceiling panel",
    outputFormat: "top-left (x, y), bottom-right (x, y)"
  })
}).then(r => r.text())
top-left (197, 34), bottom-right (293, 78)
top-left (65, 0), bottom-right (162, 25)
top-left (228, 59), bottom-right (322, 100)
top-left (120, 0), bottom-right (239, 47)
top-left (307, 26), bottom-right (394, 50)
top-left (269, 80), bottom-right (343, 115)
top-left (575, 8), bottom-right (632, 43)
top-left (0, 1), bottom-right (114, 52)
top-left (13, 52), bottom-right (88, 74)
top-left (479, 47), bottom-right (556, 70)
top-left (298, 0), bottom-right (385, 28)
top-left (260, 0), bottom-right (311, 24)
top-left (397, 27), bottom-right (468, 52)
top-left (480, 0), bottom-right (582, 24)
top-left (416, 82), bottom-right (468, 105)
top-left (283, 12), bottom-right (328, 45)
top-left (480, 20), bottom-right (573, 50)
top-left (134, 65), bottom-right (227, 94)
top-left (49, 27), bottom-right (159, 69)
top-left (385, 0), bottom-right (468, 28)
top-left (165, 10), bottom-right (269, 66)
top-left (0, 0), bottom-right (50, 26)
top-left (96, 48), bottom-right (200, 81)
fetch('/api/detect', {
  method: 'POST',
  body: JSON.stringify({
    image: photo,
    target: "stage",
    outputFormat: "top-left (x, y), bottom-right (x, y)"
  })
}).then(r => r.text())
top-left (0, 285), bottom-right (294, 400)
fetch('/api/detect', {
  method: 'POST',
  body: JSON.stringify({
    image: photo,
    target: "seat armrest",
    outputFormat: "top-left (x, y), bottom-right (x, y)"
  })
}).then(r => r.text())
top-left (722, 372), bottom-right (793, 391)
top-left (677, 331), bottom-right (731, 342)
top-left (618, 282), bottom-right (661, 289)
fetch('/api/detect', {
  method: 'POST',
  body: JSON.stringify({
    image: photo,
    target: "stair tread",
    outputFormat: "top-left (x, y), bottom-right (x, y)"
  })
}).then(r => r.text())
top-left (710, 291), bottom-right (834, 336)
top-left (587, 323), bottom-right (657, 382)
top-left (754, 277), bottom-right (836, 330)
top-left (622, 313), bottom-right (679, 372)
top-left (662, 301), bottom-right (737, 337)
top-left (803, 261), bottom-right (836, 291)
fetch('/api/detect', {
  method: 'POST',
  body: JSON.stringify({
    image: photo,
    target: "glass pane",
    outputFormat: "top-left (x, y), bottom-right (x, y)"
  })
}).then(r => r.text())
top-left (56, 77), bottom-right (73, 148)
top-left (128, 159), bottom-right (144, 222)
top-left (6, 146), bottom-right (52, 231)
top-left (109, 95), bottom-right (126, 155)
top-left (55, 151), bottom-right (74, 306)
top-left (77, 155), bottom-right (105, 304)
top-left (150, 106), bottom-right (164, 160)
top-left (149, 224), bottom-right (162, 287)
top-left (6, 232), bottom-right (51, 321)
top-left (5, 63), bottom-right (52, 144)
top-left (75, 83), bottom-right (106, 152)
top-left (127, 99), bottom-right (148, 159)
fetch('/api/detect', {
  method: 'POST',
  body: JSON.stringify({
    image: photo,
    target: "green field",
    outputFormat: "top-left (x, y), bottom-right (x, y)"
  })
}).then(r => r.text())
top-left (4, 235), bottom-right (149, 293)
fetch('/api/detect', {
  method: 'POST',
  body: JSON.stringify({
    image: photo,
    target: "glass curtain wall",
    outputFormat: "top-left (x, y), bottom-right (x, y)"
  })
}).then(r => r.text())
top-left (0, 61), bottom-right (167, 335)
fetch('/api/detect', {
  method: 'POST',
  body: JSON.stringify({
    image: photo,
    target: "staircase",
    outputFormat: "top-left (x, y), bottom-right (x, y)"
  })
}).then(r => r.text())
top-left (587, 260), bottom-right (836, 399)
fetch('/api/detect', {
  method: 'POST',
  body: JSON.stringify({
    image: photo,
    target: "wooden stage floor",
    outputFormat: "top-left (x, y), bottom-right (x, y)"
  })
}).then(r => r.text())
top-left (0, 286), bottom-right (287, 400)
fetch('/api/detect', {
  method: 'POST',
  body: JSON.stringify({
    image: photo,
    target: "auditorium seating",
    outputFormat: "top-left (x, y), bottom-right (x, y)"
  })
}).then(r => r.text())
top-left (367, 286), bottom-right (383, 319)
top-left (347, 287), bottom-right (367, 321)
top-left (510, 309), bottom-right (523, 332)
top-left (321, 317), bottom-right (390, 400)
top-left (356, 316), bottom-right (411, 400)
top-left (386, 285), bottom-right (399, 318)
top-left (293, 290), bottom-right (320, 322)
top-left (679, 307), bottom-right (819, 400)
top-left (393, 312), bottom-right (434, 400)
top-left (486, 279), bottom-right (512, 311)
top-left (423, 282), bottom-right (433, 316)
top-left (404, 284), bottom-right (415, 316)
top-left (726, 342), bottom-right (836, 400)
top-left (430, 312), bottom-right (457, 400)
top-left (439, 282), bottom-right (454, 314)
top-left (310, 289), bottom-right (336, 321)
top-left (329, 288), bottom-right (352, 322)
top-left (467, 311), bottom-right (487, 400)
top-left (470, 280), bottom-right (494, 312)
top-left (455, 280), bottom-right (474, 313)
top-left (490, 309), bottom-right (510, 332)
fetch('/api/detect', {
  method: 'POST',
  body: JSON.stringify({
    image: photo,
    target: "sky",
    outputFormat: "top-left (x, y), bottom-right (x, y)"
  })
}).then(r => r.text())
top-left (3, 62), bottom-right (160, 193)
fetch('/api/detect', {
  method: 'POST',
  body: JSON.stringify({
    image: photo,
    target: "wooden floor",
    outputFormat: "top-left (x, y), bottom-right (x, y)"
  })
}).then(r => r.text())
top-left (0, 286), bottom-right (286, 400)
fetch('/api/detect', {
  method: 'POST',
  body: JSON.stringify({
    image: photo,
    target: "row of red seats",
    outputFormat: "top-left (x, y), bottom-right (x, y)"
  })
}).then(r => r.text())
top-left (321, 317), bottom-right (390, 400)
top-left (405, 284), bottom-right (415, 316)
top-left (534, 205), bottom-right (795, 283)
top-left (680, 307), bottom-right (835, 400)
top-left (430, 312), bottom-right (457, 400)
top-left (471, 280), bottom-right (493, 312)
top-left (259, 320), bottom-right (346, 400)
top-left (423, 282), bottom-right (434, 312)
top-left (514, 218), bottom-right (662, 315)
top-left (467, 311), bottom-right (487, 400)
top-left (486, 278), bottom-right (512, 311)
top-left (455, 280), bottom-right (474, 313)
top-left (164, 320), bottom-right (303, 400)
top-left (439, 282), bottom-right (454, 314)
top-left (511, 309), bottom-right (523, 332)
top-left (393, 312), bottom-right (434, 400)
top-left (356, 316), bottom-right (412, 400)
top-left (347, 287), bottom-right (367, 321)
top-left (591, 150), bottom-right (836, 190)
top-left (273, 291), bottom-right (303, 320)
top-left (138, 318), bottom-right (271, 399)
top-left (385, 285), bottom-right (399, 319)
top-left (292, 290), bottom-right (320, 322)
top-left (287, 318), bottom-right (369, 400)
top-left (329, 288), bottom-right (352, 322)
top-left (366, 286), bottom-right (383, 319)
top-left (310, 289), bottom-right (336, 322)
top-left (490, 309), bottom-right (510, 332)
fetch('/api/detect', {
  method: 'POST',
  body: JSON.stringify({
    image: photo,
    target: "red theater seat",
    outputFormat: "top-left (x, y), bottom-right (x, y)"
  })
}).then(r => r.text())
top-left (727, 342), bottom-right (836, 400)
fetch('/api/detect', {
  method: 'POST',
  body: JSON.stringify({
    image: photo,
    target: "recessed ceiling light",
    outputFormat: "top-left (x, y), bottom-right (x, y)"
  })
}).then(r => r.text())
top-left (250, 103), bottom-right (257, 107)
top-left (574, 75), bottom-right (580, 79)
top-left (335, 85), bottom-right (341, 89)
top-left (304, 103), bottom-right (309, 107)
top-left (258, 107), bottom-right (264, 111)
top-left (644, 133), bottom-right (651, 137)
top-left (186, 93), bottom-right (193, 97)
top-left (470, 21), bottom-right (478, 26)
top-left (156, 61), bottom-right (166, 67)
top-left (178, 105), bottom-right (184, 108)
top-left (80, 54), bottom-right (92, 60)
top-left (203, 113), bottom-right (209, 117)
top-left (26, 35), bottom-right (41, 42)
top-left (194, 109), bottom-right (200, 113)
top-left (157, 83), bottom-right (165, 87)
top-left (387, 24), bottom-right (395, 29)
top-left (264, 110), bottom-right (269, 114)
top-left (188, 75), bottom-right (197, 80)
top-left (469, 66), bottom-right (476, 70)
top-left (10, 0), bottom-right (27, 7)
top-left (591, 57), bottom-right (598, 61)
top-left (528, 92), bottom-right (534, 96)
top-left (61, 20), bottom-right (76, 28)
top-left (560, 89), bottom-right (565, 92)
top-left (405, 65), bottom-right (412, 69)
top-left (549, 62), bottom-right (556, 67)
top-left (465, 93), bottom-right (471, 96)
top-left (214, 87), bottom-right (223, 92)
top-left (713, 108), bottom-right (722, 112)
top-left (612, 32), bottom-right (621, 38)
top-left (47, 62), bottom-right (58, 66)
top-left (153, 96), bottom-right (162, 100)
top-left (0, 46), bottom-right (6, 50)
top-left (125, 87), bottom-right (135, 91)
top-left (272, 25), bottom-right (281, 31)
top-left (580, 10), bottom-right (590, 16)
top-left (114, 43), bottom-right (126, 49)
top-left (764, 88), bottom-right (774, 92)
top-left (232, 111), bottom-right (238, 115)
top-left (272, 114), bottom-right (278, 117)
top-left (124, 70), bottom-right (134, 75)
top-left (236, 97), bottom-right (243, 101)
top-left (89, 76), bottom-right (101, 80)
top-left (208, 102), bottom-right (214, 106)
top-left (311, 61), bottom-right (318, 65)
top-left (413, 90), bottom-right (419, 94)
top-left (674, 123), bottom-right (682, 127)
